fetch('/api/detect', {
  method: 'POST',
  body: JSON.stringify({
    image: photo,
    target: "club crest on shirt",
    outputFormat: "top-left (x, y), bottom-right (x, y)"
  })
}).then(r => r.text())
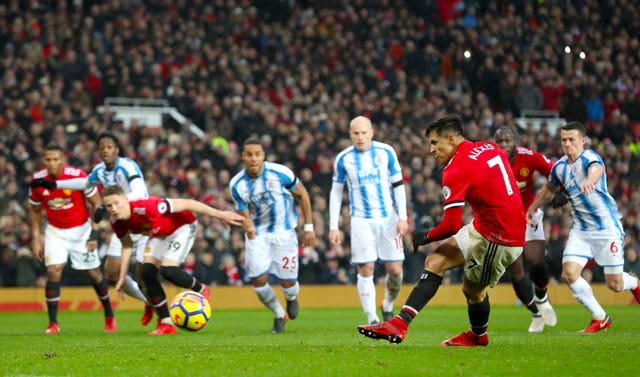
top-left (266, 179), bottom-right (279, 191)
top-left (519, 167), bottom-right (530, 177)
top-left (571, 164), bottom-right (579, 174)
top-left (442, 185), bottom-right (451, 200)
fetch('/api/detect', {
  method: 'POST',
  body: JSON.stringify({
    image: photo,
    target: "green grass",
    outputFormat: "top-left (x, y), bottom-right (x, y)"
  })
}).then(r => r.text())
top-left (0, 305), bottom-right (638, 377)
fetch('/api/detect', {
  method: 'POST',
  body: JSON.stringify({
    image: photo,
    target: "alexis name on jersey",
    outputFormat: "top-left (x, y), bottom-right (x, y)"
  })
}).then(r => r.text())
top-left (467, 143), bottom-right (496, 161)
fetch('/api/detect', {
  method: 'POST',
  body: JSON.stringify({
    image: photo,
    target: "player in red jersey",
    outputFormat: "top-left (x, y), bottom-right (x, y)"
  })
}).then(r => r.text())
top-left (29, 145), bottom-right (116, 334)
top-left (495, 126), bottom-right (558, 332)
top-left (101, 185), bottom-right (244, 335)
top-left (358, 114), bottom-right (525, 346)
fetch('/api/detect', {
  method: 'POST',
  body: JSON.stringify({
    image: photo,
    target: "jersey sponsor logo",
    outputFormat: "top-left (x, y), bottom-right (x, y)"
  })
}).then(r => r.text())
top-left (46, 197), bottom-right (73, 210)
top-left (356, 168), bottom-right (381, 184)
top-left (249, 192), bottom-right (274, 211)
top-left (266, 178), bottom-right (280, 191)
top-left (468, 143), bottom-right (495, 160)
top-left (442, 185), bottom-right (451, 200)
top-left (134, 207), bottom-right (147, 215)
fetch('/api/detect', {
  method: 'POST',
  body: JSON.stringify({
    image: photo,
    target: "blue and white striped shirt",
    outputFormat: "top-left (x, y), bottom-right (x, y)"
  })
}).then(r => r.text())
top-left (88, 157), bottom-right (148, 200)
top-left (332, 141), bottom-right (403, 219)
top-left (230, 161), bottom-right (299, 234)
top-left (549, 149), bottom-right (623, 233)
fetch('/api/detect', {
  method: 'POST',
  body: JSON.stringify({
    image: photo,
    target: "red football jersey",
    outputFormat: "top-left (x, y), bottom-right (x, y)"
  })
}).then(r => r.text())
top-left (110, 196), bottom-right (196, 239)
top-left (510, 146), bottom-right (553, 209)
top-left (29, 166), bottom-right (96, 229)
top-left (443, 140), bottom-right (525, 246)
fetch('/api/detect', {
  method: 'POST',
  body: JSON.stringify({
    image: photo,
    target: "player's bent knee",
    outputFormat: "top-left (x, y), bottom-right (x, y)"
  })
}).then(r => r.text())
top-left (605, 279), bottom-right (624, 292)
top-left (140, 263), bottom-right (159, 286)
top-left (425, 255), bottom-right (454, 275)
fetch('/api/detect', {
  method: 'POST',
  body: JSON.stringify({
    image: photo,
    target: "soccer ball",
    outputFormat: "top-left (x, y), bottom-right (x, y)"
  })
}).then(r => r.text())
top-left (169, 291), bottom-right (212, 331)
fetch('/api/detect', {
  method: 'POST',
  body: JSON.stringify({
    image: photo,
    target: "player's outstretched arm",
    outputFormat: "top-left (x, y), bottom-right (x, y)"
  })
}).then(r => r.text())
top-left (169, 198), bottom-right (244, 226)
top-left (30, 178), bottom-right (57, 190)
top-left (526, 183), bottom-right (555, 224)
top-left (582, 163), bottom-right (604, 195)
top-left (115, 233), bottom-right (134, 300)
top-left (31, 177), bottom-right (90, 191)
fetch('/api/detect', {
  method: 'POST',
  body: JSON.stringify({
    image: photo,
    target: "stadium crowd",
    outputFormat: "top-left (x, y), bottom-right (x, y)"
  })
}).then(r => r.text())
top-left (1, 0), bottom-right (640, 290)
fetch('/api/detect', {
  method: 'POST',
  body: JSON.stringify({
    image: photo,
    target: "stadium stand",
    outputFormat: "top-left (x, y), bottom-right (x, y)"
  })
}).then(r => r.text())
top-left (1, 0), bottom-right (639, 288)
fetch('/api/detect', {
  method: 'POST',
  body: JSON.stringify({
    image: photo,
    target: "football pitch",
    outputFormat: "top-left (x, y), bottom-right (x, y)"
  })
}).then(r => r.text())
top-left (0, 305), bottom-right (637, 377)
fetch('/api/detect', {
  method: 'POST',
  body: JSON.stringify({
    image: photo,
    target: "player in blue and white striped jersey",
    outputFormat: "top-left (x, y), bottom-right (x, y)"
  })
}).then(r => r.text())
top-left (230, 138), bottom-right (316, 333)
top-left (329, 116), bottom-right (408, 325)
top-left (526, 121), bottom-right (640, 333)
top-left (30, 132), bottom-right (153, 326)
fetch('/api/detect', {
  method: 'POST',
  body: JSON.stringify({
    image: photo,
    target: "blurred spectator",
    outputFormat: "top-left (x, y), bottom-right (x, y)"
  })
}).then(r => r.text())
top-left (516, 75), bottom-right (543, 115)
top-left (585, 87), bottom-right (605, 124)
top-left (14, 246), bottom-right (45, 287)
top-left (624, 245), bottom-right (640, 277)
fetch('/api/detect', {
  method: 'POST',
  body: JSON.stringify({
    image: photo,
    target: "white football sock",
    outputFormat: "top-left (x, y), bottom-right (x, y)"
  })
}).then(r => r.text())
top-left (622, 272), bottom-right (638, 290)
top-left (357, 274), bottom-right (378, 323)
top-left (383, 272), bottom-right (403, 312)
top-left (569, 276), bottom-right (606, 320)
top-left (282, 281), bottom-right (299, 301)
top-left (124, 275), bottom-right (148, 303)
top-left (254, 284), bottom-right (286, 318)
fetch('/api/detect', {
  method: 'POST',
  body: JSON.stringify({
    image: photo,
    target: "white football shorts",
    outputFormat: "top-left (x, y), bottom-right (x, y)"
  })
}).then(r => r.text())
top-left (350, 215), bottom-right (405, 265)
top-left (44, 220), bottom-right (100, 270)
top-left (563, 228), bottom-right (625, 274)
top-left (526, 208), bottom-right (545, 242)
top-left (453, 222), bottom-right (523, 288)
top-left (144, 221), bottom-right (197, 264)
top-left (244, 229), bottom-right (299, 281)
